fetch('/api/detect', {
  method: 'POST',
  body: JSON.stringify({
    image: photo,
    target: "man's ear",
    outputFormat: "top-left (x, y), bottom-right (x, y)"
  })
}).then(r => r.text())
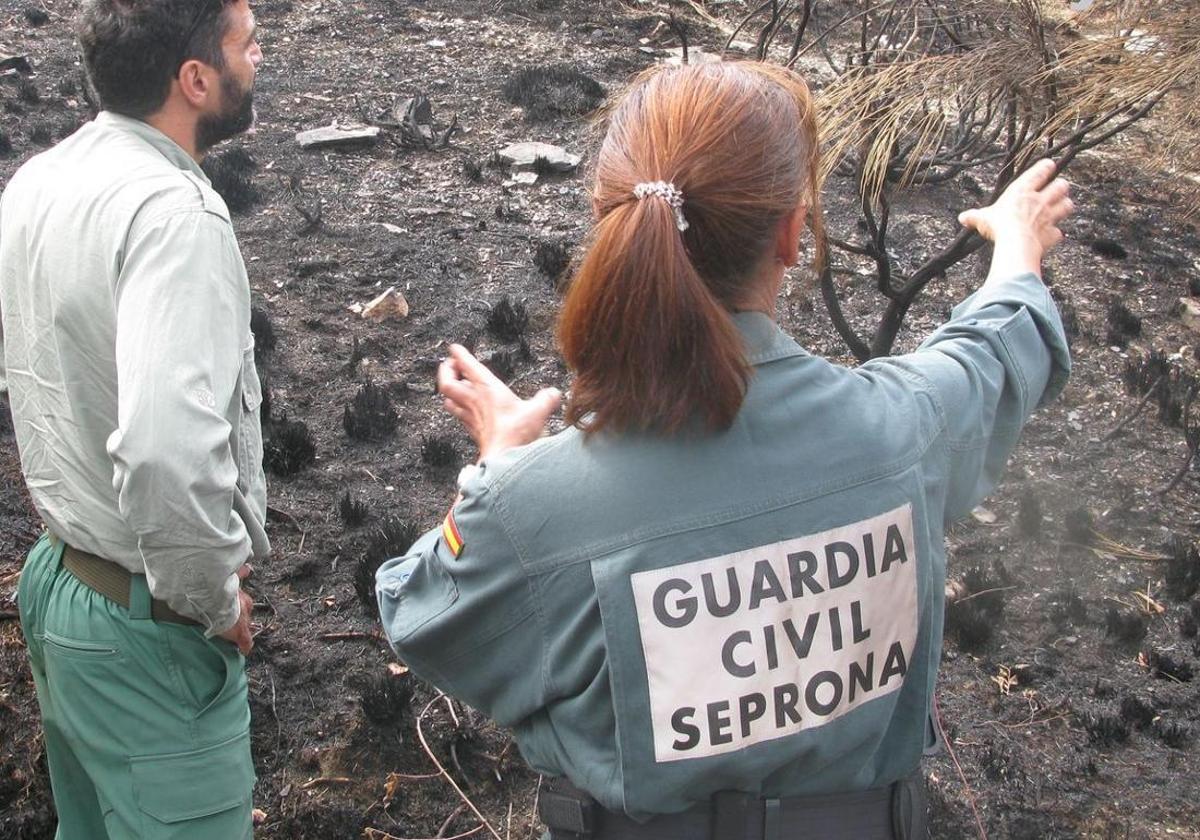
top-left (176, 60), bottom-right (214, 108)
top-left (774, 204), bottom-right (809, 268)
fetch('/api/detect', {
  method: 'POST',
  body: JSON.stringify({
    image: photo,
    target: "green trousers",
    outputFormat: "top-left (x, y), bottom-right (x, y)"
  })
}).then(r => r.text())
top-left (17, 534), bottom-right (255, 839)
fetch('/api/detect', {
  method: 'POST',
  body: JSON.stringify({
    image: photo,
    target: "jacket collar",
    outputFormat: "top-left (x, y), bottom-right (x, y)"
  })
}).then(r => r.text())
top-left (732, 310), bottom-right (807, 366)
top-left (94, 111), bottom-right (211, 183)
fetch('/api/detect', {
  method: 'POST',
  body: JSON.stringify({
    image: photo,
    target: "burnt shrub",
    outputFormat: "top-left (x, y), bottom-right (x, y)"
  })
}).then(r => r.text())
top-left (250, 305), bottom-right (276, 363)
top-left (1048, 587), bottom-right (1088, 630)
top-left (1153, 719), bottom-right (1191, 748)
top-left (0, 130), bottom-right (11, 157)
top-left (462, 158), bottom-right (483, 181)
top-left (257, 368), bottom-right (272, 428)
top-left (263, 417), bottom-right (316, 477)
top-left (944, 601), bottom-right (993, 650)
top-left (1165, 535), bottom-right (1200, 601)
top-left (29, 121), bottom-right (52, 146)
top-left (481, 340), bottom-right (532, 384)
top-left (421, 434), bottom-right (461, 470)
top-left (356, 669), bottom-right (414, 727)
top-left (534, 239), bottom-right (572, 289)
top-left (1142, 649), bottom-right (1194, 682)
top-left (23, 6), bottom-right (50, 25)
top-left (1089, 238), bottom-right (1128, 260)
top-left (1104, 606), bottom-right (1148, 646)
top-left (201, 147), bottom-right (259, 214)
top-left (487, 295), bottom-right (529, 342)
top-left (1064, 506), bottom-right (1095, 544)
top-left (1050, 287), bottom-right (1079, 342)
top-left (1118, 695), bottom-right (1156, 730)
top-left (354, 517), bottom-right (420, 612)
top-left (1182, 600), bottom-right (1200, 639)
top-left (501, 65), bottom-right (605, 122)
top-left (1017, 489), bottom-right (1043, 538)
top-left (339, 491), bottom-right (370, 527)
top-left (344, 382), bottom-right (397, 442)
top-left (16, 77), bottom-right (40, 105)
top-left (1079, 711), bottom-right (1130, 747)
top-left (945, 561), bottom-right (1011, 651)
top-left (1122, 350), bottom-right (1198, 428)
top-left (1122, 349), bottom-right (1172, 396)
top-left (1104, 300), bottom-right (1142, 347)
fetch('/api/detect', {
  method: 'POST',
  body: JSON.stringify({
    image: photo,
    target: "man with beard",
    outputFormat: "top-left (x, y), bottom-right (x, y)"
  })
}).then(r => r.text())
top-left (0, 1), bottom-right (266, 836)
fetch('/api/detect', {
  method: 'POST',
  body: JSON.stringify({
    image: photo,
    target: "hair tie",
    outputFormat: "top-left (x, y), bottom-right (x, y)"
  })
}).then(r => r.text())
top-left (633, 181), bottom-right (689, 232)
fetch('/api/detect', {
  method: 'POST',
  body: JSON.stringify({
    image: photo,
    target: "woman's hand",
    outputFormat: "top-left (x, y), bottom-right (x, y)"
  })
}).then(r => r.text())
top-left (437, 344), bottom-right (562, 462)
top-left (958, 158), bottom-right (1074, 276)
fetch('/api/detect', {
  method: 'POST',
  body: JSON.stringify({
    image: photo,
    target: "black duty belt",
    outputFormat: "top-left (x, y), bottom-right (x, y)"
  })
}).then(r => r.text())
top-left (538, 772), bottom-right (927, 840)
top-left (57, 539), bottom-right (201, 627)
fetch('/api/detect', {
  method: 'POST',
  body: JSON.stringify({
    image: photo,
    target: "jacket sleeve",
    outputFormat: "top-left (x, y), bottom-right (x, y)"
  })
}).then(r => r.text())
top-left (376, 473), bottom-right (548, 726)
top-left (877, 271), bottom-right (1071, 523)
top-left (106, 206), bottom-right (250, 635)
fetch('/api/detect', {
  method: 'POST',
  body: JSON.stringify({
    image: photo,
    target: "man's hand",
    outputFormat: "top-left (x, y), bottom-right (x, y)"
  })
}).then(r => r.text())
top-left (958, 158), bottom-right (1074, 276)
top-left (437, 344), bottom-right (562, 462)
top-left (218, 563), bottom-right (254, 655)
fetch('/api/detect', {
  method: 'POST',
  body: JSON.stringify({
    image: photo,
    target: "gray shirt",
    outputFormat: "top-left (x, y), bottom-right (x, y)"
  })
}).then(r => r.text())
top-left (0, 112), bottom-right (269, 635)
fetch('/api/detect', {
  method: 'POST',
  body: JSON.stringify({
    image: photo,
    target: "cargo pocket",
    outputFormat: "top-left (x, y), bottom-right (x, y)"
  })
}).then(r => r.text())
top-left (132, 729), bottom-right (255, 833)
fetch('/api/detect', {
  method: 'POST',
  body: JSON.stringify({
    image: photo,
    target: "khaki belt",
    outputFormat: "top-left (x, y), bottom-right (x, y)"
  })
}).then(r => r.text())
top-left (59, 542), bottom-right (201, 627)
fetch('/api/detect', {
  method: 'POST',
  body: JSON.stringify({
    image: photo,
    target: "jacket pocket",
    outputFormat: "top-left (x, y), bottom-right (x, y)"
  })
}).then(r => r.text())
top-left (237, 343), bottom-right (264, 482)
top-left (132, 729), bottom-right (255, 824)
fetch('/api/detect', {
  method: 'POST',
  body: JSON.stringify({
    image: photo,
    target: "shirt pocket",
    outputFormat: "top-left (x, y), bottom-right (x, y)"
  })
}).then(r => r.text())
top-left (236, 343), bottom-right (264, 484)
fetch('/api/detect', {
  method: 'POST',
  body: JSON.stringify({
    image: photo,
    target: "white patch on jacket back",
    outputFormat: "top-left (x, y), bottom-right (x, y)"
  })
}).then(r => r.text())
top-left (630, 503), bottom-right (919, 763)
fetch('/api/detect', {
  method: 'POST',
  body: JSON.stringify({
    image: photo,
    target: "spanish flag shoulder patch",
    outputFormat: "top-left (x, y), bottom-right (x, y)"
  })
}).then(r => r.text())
top-left (441, 511), bottom-right (465, 558)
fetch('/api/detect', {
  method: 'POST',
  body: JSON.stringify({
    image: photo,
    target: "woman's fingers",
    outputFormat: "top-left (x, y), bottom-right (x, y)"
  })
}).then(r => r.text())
top-left (957, 208), bottom-right (986, 233)
top-left (1043, 177), bottom-right (1070, 201)
top-left (439, 375), bottom-right (478, 407)
top-left (448, 343), bottom-right (501, 387)
top-left (1017, 158), bottom-right (1058, 191)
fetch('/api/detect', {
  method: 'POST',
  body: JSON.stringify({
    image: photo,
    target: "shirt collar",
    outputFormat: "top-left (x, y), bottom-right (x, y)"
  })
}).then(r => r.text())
top-left (93, 111), bottom-right (211, 184)
top-left (732, 310), bottom-right (807, 366)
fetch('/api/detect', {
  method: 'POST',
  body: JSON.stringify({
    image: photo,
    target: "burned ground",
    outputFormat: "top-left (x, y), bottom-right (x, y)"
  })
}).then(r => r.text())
top-left (1, 1), bottom-right (1199, 838)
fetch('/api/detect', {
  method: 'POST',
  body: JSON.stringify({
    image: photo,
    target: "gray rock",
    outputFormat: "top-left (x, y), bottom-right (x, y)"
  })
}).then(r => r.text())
top-left (497, 142), bottom-right (580, 173)
top-left (296, 125), bottom-right (381, 150)
top-left (1177, 297), bottom-right (1200, 333)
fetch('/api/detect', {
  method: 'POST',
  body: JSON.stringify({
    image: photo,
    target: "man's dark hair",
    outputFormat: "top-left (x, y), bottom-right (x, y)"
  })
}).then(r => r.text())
top-left (77, 0), bottom-right (235, 118)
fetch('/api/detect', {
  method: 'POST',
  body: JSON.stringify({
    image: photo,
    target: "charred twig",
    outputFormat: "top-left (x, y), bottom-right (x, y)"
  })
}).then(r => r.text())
top-left (365, 825), bottom-right (485, 840)
top-left (1158, 385), bottom-right (1199, 496)
top-left (318, 630), bottom-right (387, 644)
top-left (1102, 376), bottom-right (1164, 442)
top-left (438, 804), bottom-right (469, 838)
top-left (416, 697), bottom-right (504, 840)
top-left (667, 12), bottom-right (689, 64)
top-left (301, 776), bottom-right (353, 789)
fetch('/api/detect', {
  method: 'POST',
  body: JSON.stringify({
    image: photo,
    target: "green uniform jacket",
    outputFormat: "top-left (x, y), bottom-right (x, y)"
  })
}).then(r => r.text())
top-left (378, 271), bottom-right (1070, 820)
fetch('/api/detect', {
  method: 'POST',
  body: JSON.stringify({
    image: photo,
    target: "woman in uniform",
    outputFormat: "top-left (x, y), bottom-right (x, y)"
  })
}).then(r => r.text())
top-left (378, 61), bottom-right (1071, 840)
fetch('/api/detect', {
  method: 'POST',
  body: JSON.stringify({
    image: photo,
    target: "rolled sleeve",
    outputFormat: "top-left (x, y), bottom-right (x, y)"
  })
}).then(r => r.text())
top-left (377, 477), bottom-right (547, 726)
top-left (881, 272), bottom-right (1071, 522)
top-left (106, 207), bottom-right (250, 635)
